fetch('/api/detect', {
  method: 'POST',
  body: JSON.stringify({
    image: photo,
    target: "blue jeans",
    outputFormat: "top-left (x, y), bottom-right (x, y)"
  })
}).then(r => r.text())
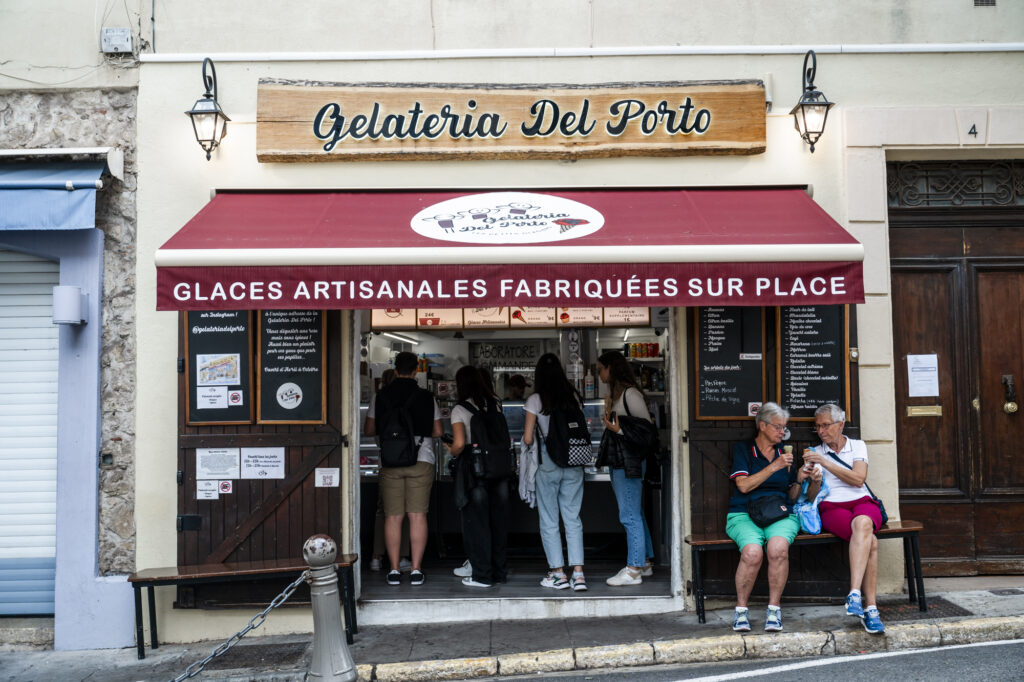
top-left (535, 448), bottom-right (585, 569)
top-left (610, 465), bottom-right (653, 567)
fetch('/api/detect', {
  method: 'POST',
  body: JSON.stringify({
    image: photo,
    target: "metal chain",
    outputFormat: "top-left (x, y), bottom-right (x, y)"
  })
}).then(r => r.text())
top-left (169, 570), bottom-right (310, 682)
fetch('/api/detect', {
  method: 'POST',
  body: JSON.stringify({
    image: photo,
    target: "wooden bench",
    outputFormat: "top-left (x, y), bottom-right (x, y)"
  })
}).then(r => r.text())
top-left (128, 554), bottom-right (358, 660)
top-left (684, 521), bottom-right (926, 624)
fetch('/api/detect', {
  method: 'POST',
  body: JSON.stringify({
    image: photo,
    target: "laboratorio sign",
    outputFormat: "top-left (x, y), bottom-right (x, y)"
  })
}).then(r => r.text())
top-left (170, 275), bottom-right (851, 305)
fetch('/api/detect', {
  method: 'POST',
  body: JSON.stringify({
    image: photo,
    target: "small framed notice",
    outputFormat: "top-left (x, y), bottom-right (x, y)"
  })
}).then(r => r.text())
top-left (416, 309), bottom-right (463, 329)
top-left (372, 308), bottom-right (416, 329)
top-left (604, 307), bottom-right (651, 326)
top-left (315, 467), bottom-right (341, 487)
top-left (464, 307), bottom-right (510, 328)
top-left (185, 311), bottom-right (253, 425)
top-left (197, 448), bottom-right (241, 480)
top-left (556, 308), bottom-right (604, 327)
top-left (240, 447), bottom-right (286, 479)
top-left (510, 307), bottom-right (556, 328)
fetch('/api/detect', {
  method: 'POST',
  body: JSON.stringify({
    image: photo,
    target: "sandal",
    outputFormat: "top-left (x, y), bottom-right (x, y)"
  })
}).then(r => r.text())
top-left (570, 573), bottom-right (588, 592)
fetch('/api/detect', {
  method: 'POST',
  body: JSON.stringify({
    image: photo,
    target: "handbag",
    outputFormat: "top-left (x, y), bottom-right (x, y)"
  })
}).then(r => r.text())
top-left (793, 478), bottom-right (829, 534)
top-left (596, 429), bottom-right (624, 469)
top-left (747, 494), bottom-right (792, 528)
top-left (823, 449), bottom-right (889, 525)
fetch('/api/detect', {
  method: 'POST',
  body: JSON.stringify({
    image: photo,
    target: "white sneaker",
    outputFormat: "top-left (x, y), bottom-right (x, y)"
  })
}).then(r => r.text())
top-left (369, 557), bottom-right (381, 572)
top-left (462, 576), bottom-right (492, 588)
top-left (453, 560), bottom-right (472, 577)
top-left (641, 562), bottom-right (654, 577)
top-left (540, 571), bottom-right (570, 589)
top-left (399, 557), bottom-right (412, 572)
top-left (605, 567), bottom-right (642, 586)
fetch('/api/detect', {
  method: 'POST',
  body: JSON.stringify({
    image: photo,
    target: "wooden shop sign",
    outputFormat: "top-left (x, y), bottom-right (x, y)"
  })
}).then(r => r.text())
top-left (256, 80), bottom-right (766, 162)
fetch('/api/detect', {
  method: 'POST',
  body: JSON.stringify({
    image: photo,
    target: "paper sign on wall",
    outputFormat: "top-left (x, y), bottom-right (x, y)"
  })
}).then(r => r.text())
top-left (315, 468), bottom-right (340, 487)
top-left (241, 447), bottom-right (286, 479)
top-left (197, 480), bottom-right (219, 500)
top-left (907, 354), bottom-right (939, 397)
top-left (197, 448), bottom-right (240, 479)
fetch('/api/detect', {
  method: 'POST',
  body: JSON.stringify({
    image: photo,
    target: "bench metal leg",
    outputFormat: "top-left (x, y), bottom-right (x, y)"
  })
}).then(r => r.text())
top-left (692, 547), bottom-right (706, 624)
top-left (148, 586), bottom-right (159, 649)
top-left (903, 537), bottom-right (917, 605)
top-left (133, 585), bottom-right (145, 660)
top-left (911, 534), bottom-right (927, 611)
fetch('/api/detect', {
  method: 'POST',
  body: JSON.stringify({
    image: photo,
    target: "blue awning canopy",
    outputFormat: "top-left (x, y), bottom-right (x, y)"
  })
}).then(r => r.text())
top-left (0, 161), bottom-right (107, 230)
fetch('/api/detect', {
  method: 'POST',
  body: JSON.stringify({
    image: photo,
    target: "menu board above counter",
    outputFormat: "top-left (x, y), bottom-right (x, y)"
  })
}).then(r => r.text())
top-left (370, 307), bottom-right (652, 330)
top-left (557, 307), bottom-right (603, 327)
top-left (185, 311), bottom-right (253, 425)
top-left (416, 309), bottom-right (463, 329)
top-left (464, 307), bottom-right (510, 328)
top-left (604, 307), bottom-right (650, 326)
top-left (257, 310), bottom-right (326, 424)
top-left (511, 307), bottom-right (556, 328)
top-left (778, 305), bottom-right (849, 420)
top-left (694, 307), bottom-right (765, 419)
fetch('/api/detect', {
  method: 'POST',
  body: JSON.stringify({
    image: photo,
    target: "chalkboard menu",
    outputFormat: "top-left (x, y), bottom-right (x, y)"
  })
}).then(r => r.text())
top-left (778, 305), bottom-right (849, 420)
top-left (258, 310), bottom-right (326, 424)
top-left (185, 311), bottom-right (253, 425)
top-left (694, 307), bottom-right (766, 419)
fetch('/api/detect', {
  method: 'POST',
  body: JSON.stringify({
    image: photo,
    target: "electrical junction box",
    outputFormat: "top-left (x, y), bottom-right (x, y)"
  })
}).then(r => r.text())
top-left (101, 28), bottom-right (132, 54)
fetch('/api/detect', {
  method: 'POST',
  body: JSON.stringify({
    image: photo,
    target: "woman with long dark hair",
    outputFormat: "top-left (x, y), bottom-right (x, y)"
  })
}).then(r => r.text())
top-left (522, 353), bottom-right (587, 591)
top-left (597, 350), bottom-right (654, 586)
top-left (444, 365), bottom-right (510, 587)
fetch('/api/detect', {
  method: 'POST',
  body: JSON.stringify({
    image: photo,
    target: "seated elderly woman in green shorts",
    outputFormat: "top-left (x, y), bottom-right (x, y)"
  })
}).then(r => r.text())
top-left (726, 402), bottom-right (816, 633)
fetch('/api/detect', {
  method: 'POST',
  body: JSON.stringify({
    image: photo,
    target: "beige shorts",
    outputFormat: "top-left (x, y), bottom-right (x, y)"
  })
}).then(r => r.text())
top-left (379, 461), bottom-right (435, 516)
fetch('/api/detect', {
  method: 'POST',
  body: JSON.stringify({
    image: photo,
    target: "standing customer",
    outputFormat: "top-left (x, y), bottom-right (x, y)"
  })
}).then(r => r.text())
top-left (803, 404), bottom-right (886, 634)
top-left (596, 350), bottom-right (655, 586)
top-left (726, 402), bottom-right (806, 633)
top-left (445, 366), bottom-right (511, 588)
top-left (522, 353), bottom-right (587, 591)
top-left (363, 352), bottom-right (442, 587)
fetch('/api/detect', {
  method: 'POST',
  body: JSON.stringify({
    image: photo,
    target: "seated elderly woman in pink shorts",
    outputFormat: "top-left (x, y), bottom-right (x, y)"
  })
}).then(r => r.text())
top-left (802, 404), bottom-right (886, 635)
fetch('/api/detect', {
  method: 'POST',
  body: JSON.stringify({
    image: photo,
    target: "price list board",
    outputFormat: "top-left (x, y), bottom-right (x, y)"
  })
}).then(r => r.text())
top-left (777, 305), bottom-right (850, 420)
top-left (257, 310), bottom-right (326, 424)
top-left (694, 307), bottom-right (766, 419)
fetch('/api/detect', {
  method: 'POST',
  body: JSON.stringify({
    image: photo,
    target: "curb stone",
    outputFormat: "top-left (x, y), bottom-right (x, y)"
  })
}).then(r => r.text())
top-left (743, 630), bottom-right (833, 659)
top-left (374, 656), bottom-right (497, 682)
top-left (574, 642), bottom-right (654, 670)
top-left (653, 634), bottom-right (745, 664)
top-left (879, 622), bottom-right (942, 651)
top-left (938, 615), bottom-right (1024, 645)
top-left (496, 647), bottom-right (575, 676)
top-left (356, 663), bottom-right (373, 681)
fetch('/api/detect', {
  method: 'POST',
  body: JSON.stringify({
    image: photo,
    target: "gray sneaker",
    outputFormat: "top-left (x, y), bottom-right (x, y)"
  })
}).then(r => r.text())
top-left (765, 606), bottom-right (783, 632)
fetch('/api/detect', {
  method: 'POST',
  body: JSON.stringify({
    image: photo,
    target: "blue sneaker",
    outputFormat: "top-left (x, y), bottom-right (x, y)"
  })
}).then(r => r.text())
top-left (862, 607), bottom-right (885, 634)
top-left (845, 591), bottom-right (864, 618)
top-left (732, 608), bottom-right (751, 632)
top-left (764, 606), bottom-right (783, 632)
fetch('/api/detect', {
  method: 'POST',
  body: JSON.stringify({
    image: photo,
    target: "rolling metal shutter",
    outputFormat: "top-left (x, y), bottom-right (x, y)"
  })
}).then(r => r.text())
top-left (0, 249), bottom-right (58, 615)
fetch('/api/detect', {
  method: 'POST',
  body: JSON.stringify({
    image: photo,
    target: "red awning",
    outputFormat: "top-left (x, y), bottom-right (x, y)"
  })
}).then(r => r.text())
top-left (155, 188), bottom-right (864, 310)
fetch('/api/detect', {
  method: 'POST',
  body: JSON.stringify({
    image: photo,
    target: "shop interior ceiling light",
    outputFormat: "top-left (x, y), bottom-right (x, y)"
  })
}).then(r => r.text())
top-left (185, 58), bottom-right (230, 160)
top-left (789, 50), bottom-right (835, 153)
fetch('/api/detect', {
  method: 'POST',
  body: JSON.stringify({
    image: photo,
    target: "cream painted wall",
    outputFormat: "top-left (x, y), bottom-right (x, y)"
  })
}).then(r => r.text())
top-left (0, 0), bottom-right (143, 89)
top-left (138, 1), bottom-right (1023, 54)
top-left (135, 46), bottom-right (1024, 636)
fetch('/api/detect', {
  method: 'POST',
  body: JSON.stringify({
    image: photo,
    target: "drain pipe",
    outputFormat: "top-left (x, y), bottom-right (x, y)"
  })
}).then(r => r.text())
top-left (304, 535), bottom-right (357, 682)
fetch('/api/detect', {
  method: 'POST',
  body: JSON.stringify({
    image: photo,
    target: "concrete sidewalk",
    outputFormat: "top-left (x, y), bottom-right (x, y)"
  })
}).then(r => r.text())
top-left (3, 577), bottom-right (1024, 681)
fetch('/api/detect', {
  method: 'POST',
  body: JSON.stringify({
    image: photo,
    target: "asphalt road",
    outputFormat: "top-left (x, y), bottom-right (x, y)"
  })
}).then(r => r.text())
top-left (482, 639), bottom-right (1024, 681)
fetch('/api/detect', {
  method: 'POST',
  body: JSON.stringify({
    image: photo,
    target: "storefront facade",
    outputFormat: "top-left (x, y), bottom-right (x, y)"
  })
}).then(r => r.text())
top-left (129, 2), bottom-right (1024, 645)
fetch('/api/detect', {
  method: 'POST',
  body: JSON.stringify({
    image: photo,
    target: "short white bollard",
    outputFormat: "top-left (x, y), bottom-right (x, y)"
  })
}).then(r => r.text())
top-left (303, 535), bottom-right (357, 681)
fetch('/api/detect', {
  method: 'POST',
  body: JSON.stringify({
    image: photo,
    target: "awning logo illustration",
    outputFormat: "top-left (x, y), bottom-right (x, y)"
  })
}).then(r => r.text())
top-left (411, 191), bottom-right (605, 244)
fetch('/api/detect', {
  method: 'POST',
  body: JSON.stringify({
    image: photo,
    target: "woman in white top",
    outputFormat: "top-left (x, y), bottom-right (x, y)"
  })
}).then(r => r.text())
top-left (803, 403), bottom-right (886, 634)
top-left (522, 353), bottom-right (587, 592)
top-left (597, 350), bottom-right (655, 586)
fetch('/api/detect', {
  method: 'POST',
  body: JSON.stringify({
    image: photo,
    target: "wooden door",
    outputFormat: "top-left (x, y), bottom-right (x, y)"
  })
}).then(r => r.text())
top-left (175, 311), bottom-right (344, 605)
top-left (891, 219), bottom-right (1024, 575)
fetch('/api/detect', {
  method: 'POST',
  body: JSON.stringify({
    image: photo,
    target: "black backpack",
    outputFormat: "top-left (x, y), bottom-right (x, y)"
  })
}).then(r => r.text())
top-left (378, 390), bottom-right (425, 468)
top-left (459, 399), bottom-right (515, 480)
top-left (540, 403), bottom-right (593, 468)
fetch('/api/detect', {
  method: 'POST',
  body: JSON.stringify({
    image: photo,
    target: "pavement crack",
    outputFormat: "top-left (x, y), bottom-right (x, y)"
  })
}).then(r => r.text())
top-left (821, 632), bottom-right (835, 655)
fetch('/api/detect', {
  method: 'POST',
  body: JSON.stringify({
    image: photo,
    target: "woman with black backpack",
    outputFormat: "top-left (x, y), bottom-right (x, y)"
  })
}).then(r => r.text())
top-left (445, 365), bottom-right (511, 588)
top-left (522, 353), bottom-right (588, 592)
top-left (597, 350), bottom-right (655, 586)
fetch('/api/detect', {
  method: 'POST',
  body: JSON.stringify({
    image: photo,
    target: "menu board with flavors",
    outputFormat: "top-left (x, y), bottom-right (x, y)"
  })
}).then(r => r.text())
top-left (556, 308), bottom-right (604, 327)
top-left (371, 308), bottom-right (416, 329)
top-left (510, 307), bottom-right (556, 328)
top-left (416, 309), bottom-right (463, 329)
top-left (603, 307), bottom-right (651, 326)
top-left (185, 311), bottom-right (253, 425)
top-left (694, 307), bottom-right (765, 419)
top-left (258, 310), bottom-right (326, 424)
top-left (464, 307), bottom-right (510, 328)
top-left (778, 305), bottom-right (849, 420)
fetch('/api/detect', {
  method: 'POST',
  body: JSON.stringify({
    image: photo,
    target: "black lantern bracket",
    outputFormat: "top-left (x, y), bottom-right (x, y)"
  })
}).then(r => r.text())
top-left (789, 50), bottom-right (835, 153)
top-left (184, 57), bottom-right (231, 160)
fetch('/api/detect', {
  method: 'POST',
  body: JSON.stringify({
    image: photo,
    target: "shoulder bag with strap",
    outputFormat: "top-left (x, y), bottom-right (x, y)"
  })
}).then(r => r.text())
top-left (823, 449), bottom-right (889, 525)
top-left (744, 444), bottom-right (793, 528)
top-left (535, 402), bottom-right (593, 468)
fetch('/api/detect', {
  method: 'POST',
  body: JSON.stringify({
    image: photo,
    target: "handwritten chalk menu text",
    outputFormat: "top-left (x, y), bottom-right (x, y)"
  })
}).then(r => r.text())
top-left (778, 305), bottom-right (848, 419)
top-left (185, 311), bottom-right (253, 425)
top-left (695, 307), bottom-right (765, 419)
top-left (258, 310), bottom-right (326, 423)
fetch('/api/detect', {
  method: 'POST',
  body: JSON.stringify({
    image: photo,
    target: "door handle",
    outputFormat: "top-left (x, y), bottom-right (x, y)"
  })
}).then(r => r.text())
top-left (1002, 375), bottom-right (1018, 414)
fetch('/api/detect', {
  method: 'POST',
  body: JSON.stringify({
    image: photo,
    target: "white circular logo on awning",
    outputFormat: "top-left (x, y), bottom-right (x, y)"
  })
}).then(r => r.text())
top-left (411, 191), bottom-right (604, 244)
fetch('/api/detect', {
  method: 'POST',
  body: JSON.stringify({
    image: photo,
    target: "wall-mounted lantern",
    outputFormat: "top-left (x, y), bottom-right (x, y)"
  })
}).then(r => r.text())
top-left (789, 50), bottom-right (835, 153)
top-left (184, 58), bottom-right (230, 160)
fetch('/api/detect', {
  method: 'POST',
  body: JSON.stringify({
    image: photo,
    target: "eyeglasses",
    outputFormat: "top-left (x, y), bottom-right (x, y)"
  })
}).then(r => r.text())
top-left (815, 421), bottom-right (840, 431)
top-left (765, 423), bottom-right (786, 432)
